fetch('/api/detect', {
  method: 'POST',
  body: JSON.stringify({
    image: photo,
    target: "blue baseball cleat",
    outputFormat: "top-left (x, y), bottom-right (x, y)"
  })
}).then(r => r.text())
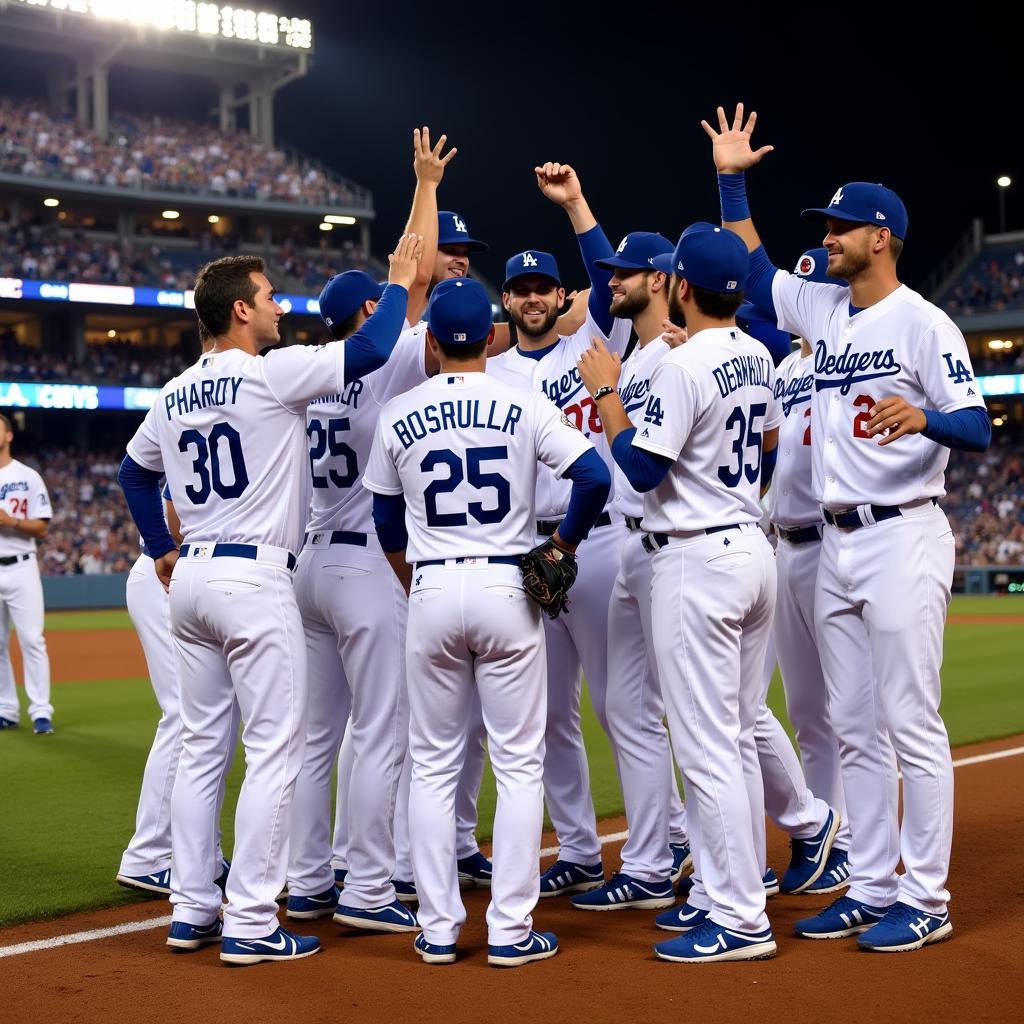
top-left (392, 878), bottom-right (418, 902)
top-left (457, 851), bottom-right (493, 888)
top-left (669, 842), bottom-right (693, 884)
top-left (655, 901), bottom-right (710, 932)
top-left (488, 930), bottom-right (559, 967)
top-left (33, 718), bottom-right (54, 735)
top-left (539, 860), bottom-right (604, 898)
top-left (0, 716), bottom-right (18, 729)
top-left (654, 919), bottom-right (776, 963)
top-left (334, 898), bottom-right (419, 933)
top-left (116, 868), bottom-right (171, 896)
top-left (414, 932), bottom-right (457, 964)
top-left (166, 918), bottom-right (223, 950)
top-left (780, 808), bottom-right (841, 894)
top-left (286, 885), bottom-right (340, 920)
top-left (220, 927), bottom-right (320, 965)
top-left (794, 895), bottom-right (890, 939)
top-left (571, 872), bottom-right (675, 911)
top-left (763, 868), bottom-right (780, 897)
top-left (856, 902), bottom-right (952, 952)
top-left (804, 847), bottom-right (850, 895)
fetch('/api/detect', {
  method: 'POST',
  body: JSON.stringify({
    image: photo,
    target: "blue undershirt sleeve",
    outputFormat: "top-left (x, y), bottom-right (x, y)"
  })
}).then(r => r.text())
top-left (343, 284), bottom-right (409, 383)
top-left (744, 245), bottom-right (779, 317)
top-left (611, 428), bottom-right (673, 492)
top-left (118, 455), bottom-right (176, 559)
top-left (922, 407), bottom-right (992, 452)
top-left (761, 446), bottom-right (778, 488)
top-left (558, 449), bottom-right (611, 546)
top-left (371, 491), bottom-right (409, 553)
top-left (577, 224), bottom-right (616, 336)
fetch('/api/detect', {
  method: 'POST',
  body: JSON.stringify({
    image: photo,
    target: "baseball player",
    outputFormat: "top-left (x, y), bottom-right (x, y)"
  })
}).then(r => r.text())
top-left (708, 103), bottom-right (990, 951)
top-left (364, 277), bottom-right (611, 966)
top-left (568, 231), bottom-right (692, 910)
top-left (119, 237), bottom-right (421, 965)
top-left (0, 414), bottom-right (54, 736)
top-left (579, 222), bottom-right (783, 963)
top-left (487, 162), bottom-right (632, 896)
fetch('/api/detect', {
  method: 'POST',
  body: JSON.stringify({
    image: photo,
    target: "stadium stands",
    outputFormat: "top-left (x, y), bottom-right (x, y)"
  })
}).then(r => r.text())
top-left (941, 242), bottom-right (1024, 316)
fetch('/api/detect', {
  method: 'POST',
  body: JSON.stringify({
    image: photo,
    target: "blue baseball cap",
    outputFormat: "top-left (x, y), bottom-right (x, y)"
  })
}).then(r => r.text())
top-left (502, 250), bottom-right (562, 291)
top-left (438, 210), bottom-right (488, 252)
top-left (318, 270), bottom-right (384, 329)
top-left (654, 222), bottom-right (748, 294)
top-left (734, 305), bottom-right (793, 365)
top-left (427, 278), bottom-right (493, 345)
top-left (793, 247), bottom-right (848, 287)
top-left (801, 183), bottom-right (908, 239)
top-left (594, 231), bottom-right (674, 272)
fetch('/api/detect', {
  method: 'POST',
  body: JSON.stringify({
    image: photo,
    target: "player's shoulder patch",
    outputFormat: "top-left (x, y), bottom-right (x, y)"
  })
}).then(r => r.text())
top-left (560, 413), bottom-right (580, 431)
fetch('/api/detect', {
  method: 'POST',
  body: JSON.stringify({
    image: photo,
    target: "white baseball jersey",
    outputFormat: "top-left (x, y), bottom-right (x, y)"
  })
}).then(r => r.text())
top-left (305, 325), bottom-right (426, 535)
top-left (363, 371), bottom-right (594, 564)
top-left (766, 350), bottom-right (818, 528)
top-left (0, 459), bottom-right (52, 556)
top-left (127, 343), bottom-right (346, 552)
top-left (612, 337), bottom-right (670, 521)
top-left (487, 312), bottom-right (631, 518)
top-left (771, 275), bottom-right (986, 507)
top-left (633, 327), bottom-right (782, 533)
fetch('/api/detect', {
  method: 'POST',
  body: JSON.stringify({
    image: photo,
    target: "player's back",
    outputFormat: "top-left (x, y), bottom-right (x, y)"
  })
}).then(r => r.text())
top-left (367, 371), bottom-right (578, 562)
top-left (143, 343), bottom-right (345, 552)
top-left (638, 327), bottom-right (781, 534)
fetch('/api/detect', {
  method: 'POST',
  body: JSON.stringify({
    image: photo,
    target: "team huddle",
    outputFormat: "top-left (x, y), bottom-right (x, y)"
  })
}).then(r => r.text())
top-left (115, 105), bottom-right (989, 968)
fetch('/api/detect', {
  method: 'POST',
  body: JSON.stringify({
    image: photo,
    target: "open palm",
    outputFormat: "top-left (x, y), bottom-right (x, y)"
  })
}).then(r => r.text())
top-left (701, 103), bottom-right (774, 174)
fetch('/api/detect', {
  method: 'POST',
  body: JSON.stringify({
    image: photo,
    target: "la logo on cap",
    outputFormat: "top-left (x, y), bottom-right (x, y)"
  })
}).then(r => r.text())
top-left (616, 237), bottom-right (628, 253)
top-left (454, 215), bottom-right (467, 233)
top-left (829, 186), bottom-right (844, 206)
top-left (523, 252), bottom-right (538, 267)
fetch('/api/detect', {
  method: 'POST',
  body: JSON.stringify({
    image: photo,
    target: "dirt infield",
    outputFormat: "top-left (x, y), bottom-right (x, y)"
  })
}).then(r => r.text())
top-left (2, 734), bottom-right (1022, 1024)
top-left (9, 628), bottom-right (147, 682)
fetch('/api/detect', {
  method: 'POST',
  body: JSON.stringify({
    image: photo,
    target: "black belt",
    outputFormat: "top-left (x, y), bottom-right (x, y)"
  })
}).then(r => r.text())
top-left (416, 555), bottom-right (522, 569)
top-left (304, 530), bottom-right (367, 547)
top-left (775, 524), bottom-right (823, 545)
top-left (179, 543), bottom-right (297, 571)
top-left (0, 553), bottom-right (31, 567)
top-left (823, 498), bottom-right (937, 532)
top-left (641, 525), bottom-right (740, 553)
top-left (624, 516), bottom-right (644, 532)
top-left (537, 510), bottom-right (611, 536)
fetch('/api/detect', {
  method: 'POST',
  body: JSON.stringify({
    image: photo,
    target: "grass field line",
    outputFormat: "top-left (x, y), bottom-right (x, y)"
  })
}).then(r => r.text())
top-left (2, 742), bottom-right (1022, 961)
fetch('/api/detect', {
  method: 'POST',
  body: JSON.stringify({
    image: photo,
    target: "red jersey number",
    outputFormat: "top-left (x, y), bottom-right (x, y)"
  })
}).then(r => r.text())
top-left (852, 395), bottom-right (875, 439)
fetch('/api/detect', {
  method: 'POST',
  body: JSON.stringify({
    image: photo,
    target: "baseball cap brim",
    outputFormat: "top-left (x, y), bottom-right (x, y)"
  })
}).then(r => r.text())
top-left (440, 237), bottom-right (489, 253)
top-left (800, 206), bottom-right (873, 227)
top-left (594, 254), bottom-right (653, 272)
top-left (501, 271), bottom-right (561, 292)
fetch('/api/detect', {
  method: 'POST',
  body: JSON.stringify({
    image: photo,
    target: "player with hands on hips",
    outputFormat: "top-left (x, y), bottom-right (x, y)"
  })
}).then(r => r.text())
top-left (363, 277), bottom-right (611, 967)
top-left (118, 233), bottom-right (421, 966)
top-left (569, 231), bottom-right (694, 913)
top-left (580, 223), bottom-right (783, 963)
top-left (707, 102), bottom-right (990, 952)
top-left (487, 160), bottom-right (632, 900)
top-left (0, 414), bottom-right (54, 736)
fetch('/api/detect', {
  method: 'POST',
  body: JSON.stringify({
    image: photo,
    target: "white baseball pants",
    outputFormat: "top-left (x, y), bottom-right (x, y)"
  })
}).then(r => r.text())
top-left (406, 560), bottom-right (546, 947)
top-left (0, 554), bottom-right (52, 721)
top-left (815, 502), bottom-right (954, 915)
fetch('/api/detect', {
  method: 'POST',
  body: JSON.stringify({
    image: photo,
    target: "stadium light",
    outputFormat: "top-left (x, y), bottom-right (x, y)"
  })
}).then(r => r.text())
top-left (107, 330), bottom-right (116, 339)
top-left (43, 197), bottom-right (60, 208)
top-left (207, 214), bottom-right (220, 224)
top-left (998, 176), bottom-right (1012, 188)
top-left (324, 215), bottom-right (357, 225)
top-left (319, 222), bottom-right (333, 231)
top-left (162, 210), bottom-right (180, 220)
top-left (997, 176), bottom-right (1012, 233)
top-left (11, 1), bottom-right (313, 51)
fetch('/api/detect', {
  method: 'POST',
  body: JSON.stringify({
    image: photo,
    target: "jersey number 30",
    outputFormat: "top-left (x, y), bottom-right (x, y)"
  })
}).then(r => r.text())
top-left (718, 403), bottom-right (766, 487)
top-left (178, 423), bottom-right (249, 504)
top-left (422, 446), bottom-right (511, 528)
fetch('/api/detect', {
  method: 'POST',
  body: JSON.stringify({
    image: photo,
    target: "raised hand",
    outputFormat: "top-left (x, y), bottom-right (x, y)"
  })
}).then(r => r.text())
top-left (535, 161), bottom-right (584, 207)
top-left (701, 103), bottom-right (774, 174)
top-left (413, 126), bottom-right (457, 186)
top-left (577, 336), bottom-right (622, 395)
top-left (388, 233), bottom-right (425, 290)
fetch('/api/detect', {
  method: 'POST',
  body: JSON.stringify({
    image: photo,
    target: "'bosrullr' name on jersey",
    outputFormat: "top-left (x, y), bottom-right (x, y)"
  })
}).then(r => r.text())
top-left (164, 376), bottom-right (243, 420)
top-left (390, 396), bottom-right (523, 450)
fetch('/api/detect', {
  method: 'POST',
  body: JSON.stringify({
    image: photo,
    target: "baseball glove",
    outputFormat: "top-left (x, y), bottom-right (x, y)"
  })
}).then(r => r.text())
top-left (520, 540), bottom-right (578, 619)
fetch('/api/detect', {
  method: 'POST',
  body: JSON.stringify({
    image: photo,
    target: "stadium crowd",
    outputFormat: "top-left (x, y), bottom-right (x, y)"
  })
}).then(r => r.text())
top-left (1, 99), bottom-right (365, 209)
top-left (944, 248), bottom-right (1024, 316)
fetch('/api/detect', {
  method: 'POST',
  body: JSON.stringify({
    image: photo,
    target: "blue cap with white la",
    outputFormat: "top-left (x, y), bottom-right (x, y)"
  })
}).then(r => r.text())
top-left (502, 250), bottom-right (562, 291)
top-left (438, 210), bottom-right (488, 252)
top-left (594, 231), bottom-right (674, 272)
top-left (801, 183), bottom-right (908, 239)
top-left (427, 278), bottom-right (493, 345)
top-left (318, 270), bottom-right (384, 329)
top-left (651, 222), bottom-right (748, 293)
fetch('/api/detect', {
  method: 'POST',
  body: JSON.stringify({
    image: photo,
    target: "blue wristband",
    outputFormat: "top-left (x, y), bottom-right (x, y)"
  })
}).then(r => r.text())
top-left (718, 172), bottom-right (751, 222)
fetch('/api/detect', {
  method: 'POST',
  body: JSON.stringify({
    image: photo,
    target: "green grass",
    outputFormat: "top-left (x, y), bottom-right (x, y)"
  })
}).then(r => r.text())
top-left (1, 597), bottom-right (1021, 928)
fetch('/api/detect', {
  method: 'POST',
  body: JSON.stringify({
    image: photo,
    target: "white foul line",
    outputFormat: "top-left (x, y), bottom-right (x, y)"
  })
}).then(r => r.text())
top-left (3, 743), bottom-right (1023, 960)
